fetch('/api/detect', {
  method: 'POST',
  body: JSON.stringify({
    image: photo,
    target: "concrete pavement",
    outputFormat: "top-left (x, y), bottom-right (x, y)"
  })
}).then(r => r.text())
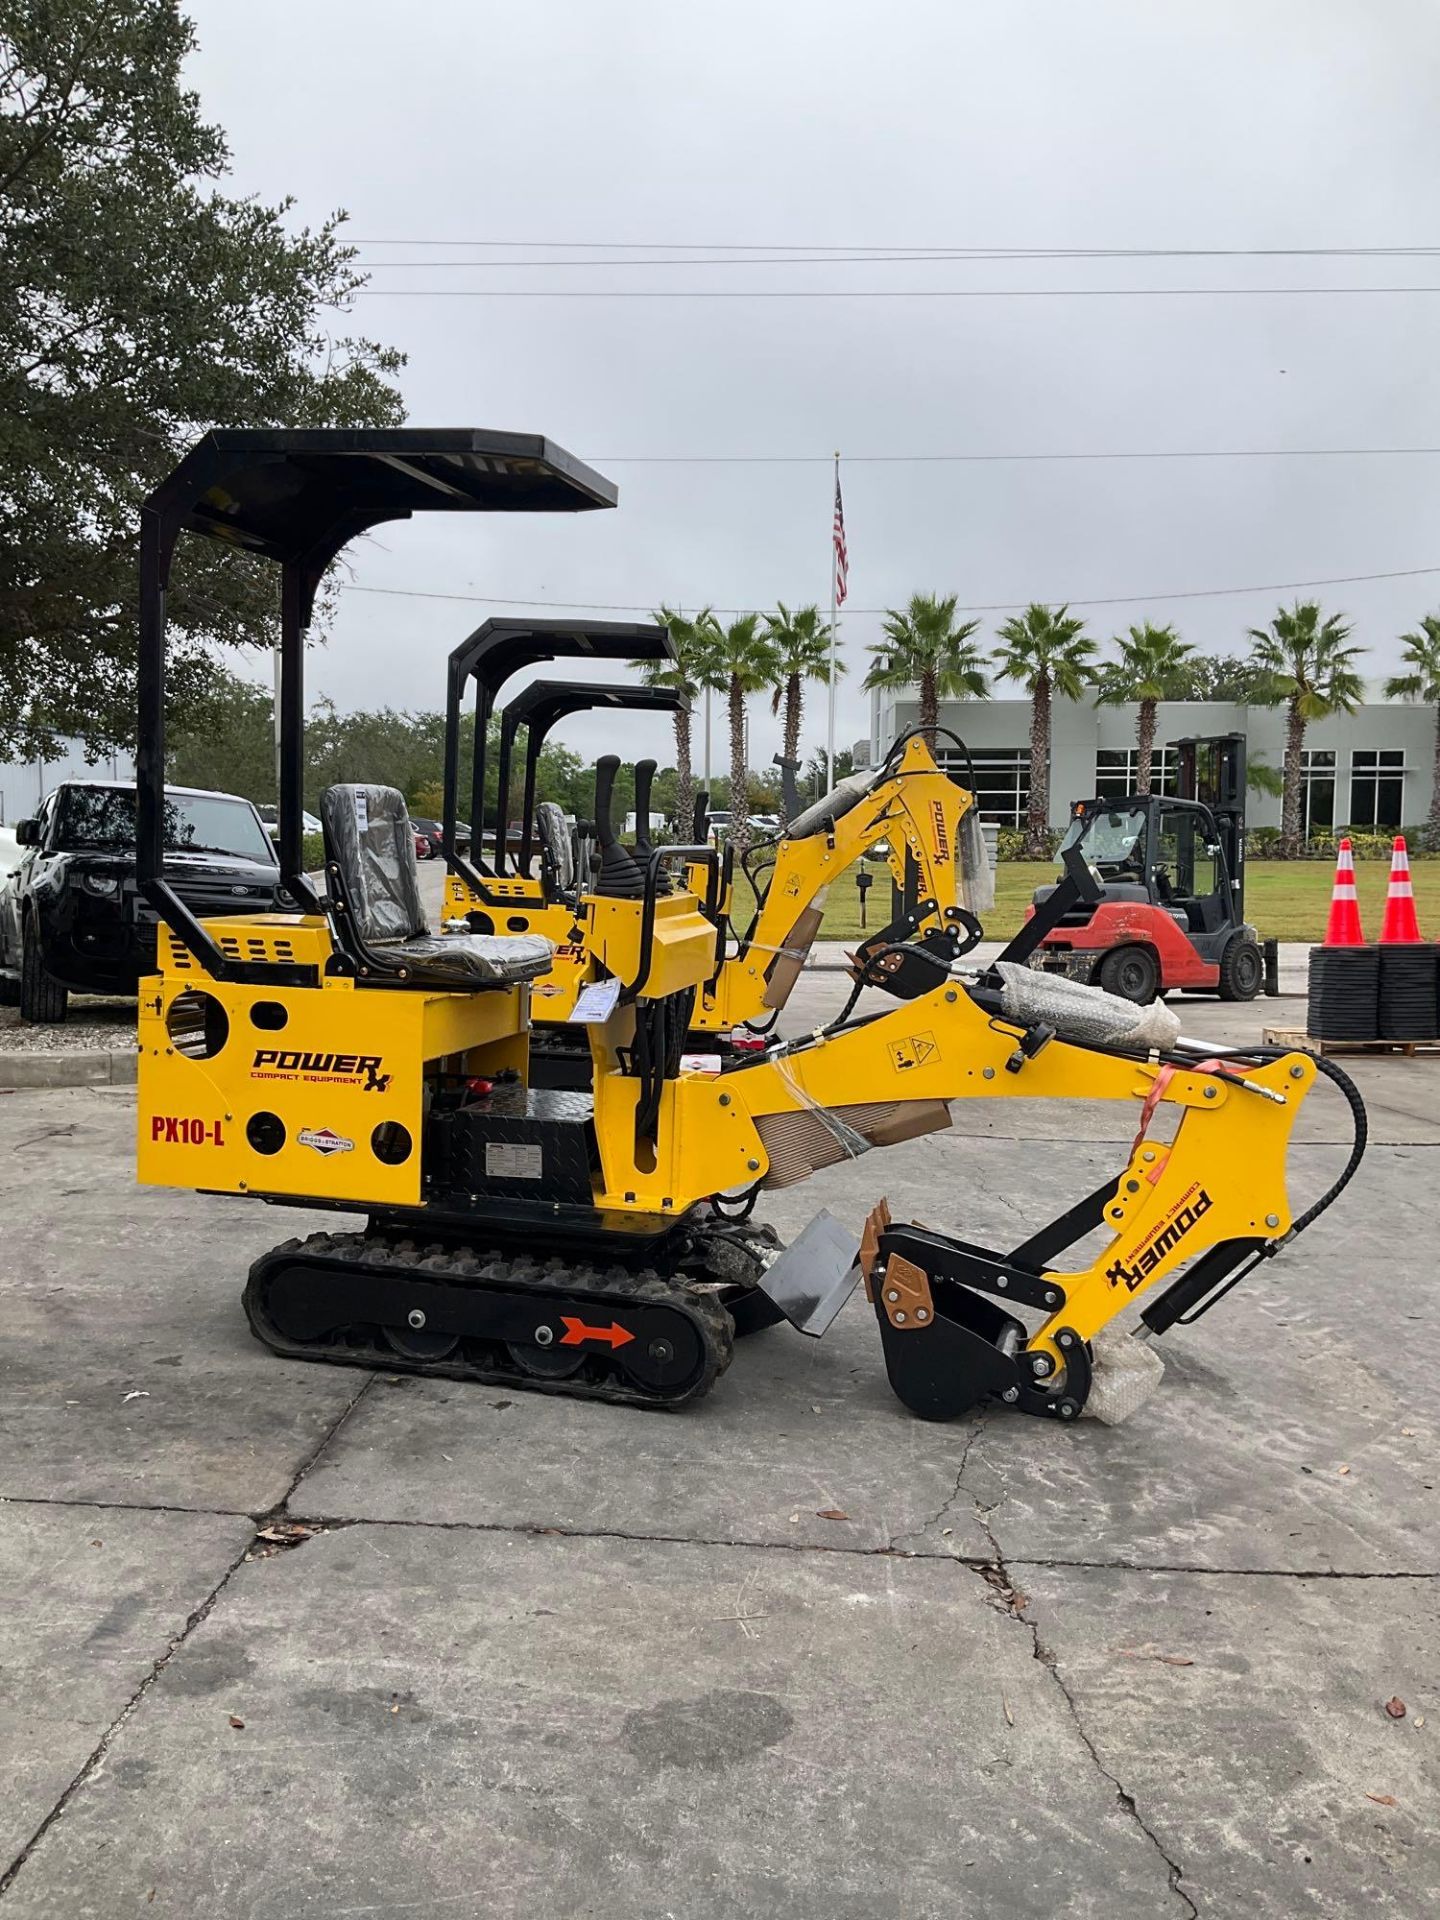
top-left (0, 976), bottom-right (1436, 1916)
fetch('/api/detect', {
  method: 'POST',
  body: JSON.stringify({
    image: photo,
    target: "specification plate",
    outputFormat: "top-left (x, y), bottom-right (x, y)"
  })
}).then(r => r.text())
top-left (485, 1143), bottom-right (544, 1181)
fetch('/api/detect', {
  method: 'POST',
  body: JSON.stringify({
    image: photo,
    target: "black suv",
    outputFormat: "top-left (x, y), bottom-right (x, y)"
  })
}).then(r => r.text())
top-left (0, 782), bottom-right (283, 1022)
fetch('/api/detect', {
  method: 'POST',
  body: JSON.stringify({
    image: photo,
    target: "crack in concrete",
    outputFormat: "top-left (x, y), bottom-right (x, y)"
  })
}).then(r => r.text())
top-left (967, 1495), bottom-right (1197, 1919)
top-left (886, 1415), bottom-right (987, 1554)
top-left (0, 1493), bottom-right (254, 1520)
top-left (4, 1489), bottom-right (1435, 1579)
top-left (0, 1376), bottom-right (374, 1902)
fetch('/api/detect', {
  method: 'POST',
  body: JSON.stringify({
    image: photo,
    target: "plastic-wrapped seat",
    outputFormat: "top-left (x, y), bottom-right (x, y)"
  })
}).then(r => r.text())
top-left (534, 800), bottom-right (575, 897)
top-left (320, 785), bottom-right (553, 988)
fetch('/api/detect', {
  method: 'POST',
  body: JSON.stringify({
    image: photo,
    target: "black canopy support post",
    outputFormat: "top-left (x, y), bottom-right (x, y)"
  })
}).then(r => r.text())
top-left (135, 498), bottom-right (235, 979)
top-left (276, 563), bottom-right (311, 907)
top-left (492, 699), bottom-right (519, 874)
top-left (135, 505), bottom-right (171, 897)
top-left (518, 716), bottom-right (542, 875)
top-left (441, 651), bottom-right (464, 871)
top-left (470, 681), bottom-right (495, 877)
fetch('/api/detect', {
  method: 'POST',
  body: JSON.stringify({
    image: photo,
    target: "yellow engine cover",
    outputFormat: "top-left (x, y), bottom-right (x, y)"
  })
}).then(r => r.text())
top-left (138, 914), bottom-right (527, 1209)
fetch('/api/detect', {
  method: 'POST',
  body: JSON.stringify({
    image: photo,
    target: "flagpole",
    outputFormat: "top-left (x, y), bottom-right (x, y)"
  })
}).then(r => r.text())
top-left (826, 450), bottom-right (840, 793)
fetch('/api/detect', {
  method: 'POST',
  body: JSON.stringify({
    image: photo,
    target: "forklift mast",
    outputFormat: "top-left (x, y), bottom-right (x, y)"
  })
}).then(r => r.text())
top-left (1173, 733), bottom-right (1247, 920)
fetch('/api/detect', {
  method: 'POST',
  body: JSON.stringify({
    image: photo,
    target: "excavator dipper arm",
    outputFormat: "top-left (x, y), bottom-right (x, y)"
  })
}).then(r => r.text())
top-left (587, 956), bottom-right (1361, 1418)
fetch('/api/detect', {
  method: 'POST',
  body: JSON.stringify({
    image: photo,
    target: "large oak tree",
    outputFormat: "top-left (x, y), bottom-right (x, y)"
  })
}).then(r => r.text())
top-left (0, 0), bottom-right (404, 759)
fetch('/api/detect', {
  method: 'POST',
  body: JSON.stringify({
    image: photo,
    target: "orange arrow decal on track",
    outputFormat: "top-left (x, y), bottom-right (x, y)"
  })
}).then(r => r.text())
top-left (559, 1316), bottom-right (635, 1350)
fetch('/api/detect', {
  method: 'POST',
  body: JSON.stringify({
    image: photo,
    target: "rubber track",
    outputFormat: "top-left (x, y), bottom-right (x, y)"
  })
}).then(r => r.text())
top-left (243, 1230), bottom-right (736, 1410)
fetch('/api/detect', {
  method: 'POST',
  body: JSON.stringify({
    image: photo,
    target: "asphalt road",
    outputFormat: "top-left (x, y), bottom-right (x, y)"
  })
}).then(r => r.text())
top-left (0, 961), bottom-right (1435, 1916)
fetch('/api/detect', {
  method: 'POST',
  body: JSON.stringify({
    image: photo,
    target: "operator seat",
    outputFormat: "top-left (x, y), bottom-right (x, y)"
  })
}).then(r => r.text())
top-left (534, 800), bottom-right (576, 901)
top-left (320, 784), bottom-right (553, 987)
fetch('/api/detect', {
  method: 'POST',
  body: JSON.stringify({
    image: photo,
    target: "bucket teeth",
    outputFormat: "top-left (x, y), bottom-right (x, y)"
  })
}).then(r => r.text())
top-left (859, 1197), bottom-right (892, 1301)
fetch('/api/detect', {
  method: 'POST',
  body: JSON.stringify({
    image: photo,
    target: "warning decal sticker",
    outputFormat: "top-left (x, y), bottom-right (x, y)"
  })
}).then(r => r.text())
top-left (888, 1031), bottom-right (939, 1073)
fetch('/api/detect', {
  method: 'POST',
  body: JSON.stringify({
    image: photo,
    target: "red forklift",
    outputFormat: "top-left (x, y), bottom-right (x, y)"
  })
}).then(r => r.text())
top-left (1029, 734), bottom-right (1276, 1004)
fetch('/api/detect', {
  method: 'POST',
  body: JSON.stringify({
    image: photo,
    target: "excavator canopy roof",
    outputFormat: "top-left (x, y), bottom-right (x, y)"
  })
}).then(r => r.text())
top-left (144, 428), bottom-right (616, 575)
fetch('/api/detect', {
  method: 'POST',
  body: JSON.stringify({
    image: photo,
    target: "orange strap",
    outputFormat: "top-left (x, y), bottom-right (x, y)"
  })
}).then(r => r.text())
top-left (1129, 1057), bottom-right (1236, 1180)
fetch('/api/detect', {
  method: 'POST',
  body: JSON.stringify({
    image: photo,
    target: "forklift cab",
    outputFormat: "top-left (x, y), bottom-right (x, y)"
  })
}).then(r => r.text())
top-left (1058, 793), bottom-right (1240, 939)
top-left (1031, 734), bottom-right (1265, 1003)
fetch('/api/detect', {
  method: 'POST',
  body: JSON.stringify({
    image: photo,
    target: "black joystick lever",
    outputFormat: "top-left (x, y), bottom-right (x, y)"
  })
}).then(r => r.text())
top-left (633, 759), bottom-right (656, 858)
top-left (593, 755), bottom-right (645, 900)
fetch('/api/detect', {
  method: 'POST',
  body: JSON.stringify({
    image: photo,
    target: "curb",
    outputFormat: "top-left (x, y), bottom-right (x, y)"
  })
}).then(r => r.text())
top-left (0, 1049), bottom-right (138, 1091)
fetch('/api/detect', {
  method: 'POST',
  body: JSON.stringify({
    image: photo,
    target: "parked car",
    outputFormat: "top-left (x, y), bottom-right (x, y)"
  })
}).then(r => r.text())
top-left (0, 781), bottom-right (283, 1023)
top-left (0, 825), bottom-right (20, 877)
top-left (256, 803), bottom-right (322, 838)
top-left (410, 817), bottom-right (471, 860)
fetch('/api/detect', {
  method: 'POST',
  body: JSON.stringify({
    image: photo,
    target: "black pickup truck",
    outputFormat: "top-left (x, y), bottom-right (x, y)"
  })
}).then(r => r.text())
top-left (0, 781), bottom-right (284, 1022)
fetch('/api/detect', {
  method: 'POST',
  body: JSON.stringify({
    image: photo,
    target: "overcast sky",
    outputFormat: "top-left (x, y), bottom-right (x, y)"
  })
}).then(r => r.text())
top-left (186, 0), bottom-right (1440, 774)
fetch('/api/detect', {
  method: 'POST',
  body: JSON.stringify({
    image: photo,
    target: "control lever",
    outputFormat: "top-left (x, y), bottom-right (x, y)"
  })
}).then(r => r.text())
top-left (633, 759), bottom-right (656, 858)
top-left (592, 755), bottom-right (645, 899)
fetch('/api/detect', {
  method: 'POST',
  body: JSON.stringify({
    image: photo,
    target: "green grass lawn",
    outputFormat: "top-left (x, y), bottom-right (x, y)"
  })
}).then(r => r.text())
top-left (729, 858), bottom-right (1440, 945)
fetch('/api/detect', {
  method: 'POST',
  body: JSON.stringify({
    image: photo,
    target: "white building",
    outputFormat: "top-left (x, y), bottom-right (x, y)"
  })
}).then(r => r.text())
top-left (0, 746), bottom-right (136, 827)
top-left (866, 687), bottom-right (1435, 836)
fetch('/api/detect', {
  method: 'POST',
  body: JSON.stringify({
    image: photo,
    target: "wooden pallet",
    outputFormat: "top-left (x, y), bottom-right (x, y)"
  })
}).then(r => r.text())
top-left (1263, 1025), bottom-right (1440, 1059)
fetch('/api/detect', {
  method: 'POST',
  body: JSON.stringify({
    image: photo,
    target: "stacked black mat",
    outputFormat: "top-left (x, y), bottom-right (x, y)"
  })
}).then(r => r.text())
top-left (1307, 947), bottom-right (1380, 1042)
top-left (1307, 945), bottom-right (1440, 1043)
top-left (1378, 946), bottom-right (1439, 1040)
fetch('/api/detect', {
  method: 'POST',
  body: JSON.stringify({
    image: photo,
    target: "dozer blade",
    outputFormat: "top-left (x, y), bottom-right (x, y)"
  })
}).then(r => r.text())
top-left (755, 1209), bottom-right (862, 1336)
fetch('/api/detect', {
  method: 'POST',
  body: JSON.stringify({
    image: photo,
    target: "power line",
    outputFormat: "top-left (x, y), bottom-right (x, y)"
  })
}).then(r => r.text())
top-left (351, 284), bottom-right (1440, 299)
top-left (343, 562), bottom-right (1440, 619)
top-left (353, 239), bottom-right (1440, 256)
top-left (590, 447), bottom-right (1440, 465)
top-left (353, 248), bottom-right (1440, 270)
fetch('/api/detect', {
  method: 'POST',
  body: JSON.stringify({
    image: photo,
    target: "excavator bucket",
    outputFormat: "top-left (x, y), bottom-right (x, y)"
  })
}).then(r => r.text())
top-left (864, 1213), bottom-right (1092, 1424)
top-left (873, 1280), bottom-right (1027, 1422)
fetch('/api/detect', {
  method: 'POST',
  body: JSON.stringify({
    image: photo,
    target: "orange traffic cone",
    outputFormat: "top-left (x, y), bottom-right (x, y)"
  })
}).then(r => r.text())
top-left (1379, 836), bottom-right (1423, 943)
top-left (1322, 837), bottom-right (1365, 945)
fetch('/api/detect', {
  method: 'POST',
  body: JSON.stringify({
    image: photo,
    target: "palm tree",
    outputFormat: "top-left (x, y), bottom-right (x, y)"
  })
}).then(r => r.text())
top-left (992, 603), bottom-right (1098, 856)
top-left (1249, 601), bottom-right (1366, 857)
top-left (640, 606), bottom-right (717, 834)
top-left (864, 593), bottom-right (988, 751)
top-left (1095, 622), bottom-right (1197, 794)
top-left (1384, 612), bottom-right (1440, 851)
top-left (700, 611), bottom-right (779, 853)
top-left (763, 602), bottom-right (835, 822)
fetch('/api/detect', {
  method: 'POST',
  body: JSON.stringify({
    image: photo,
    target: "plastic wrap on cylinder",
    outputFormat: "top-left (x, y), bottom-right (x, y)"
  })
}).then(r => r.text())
top-left (992, 961), bottom-right (1181, 1051)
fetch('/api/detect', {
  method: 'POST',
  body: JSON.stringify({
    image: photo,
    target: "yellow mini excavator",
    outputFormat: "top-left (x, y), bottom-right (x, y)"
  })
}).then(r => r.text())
top-left (435, 619), bottom-right (989, 1087)
top-left (135, 429), bottom-right (1367, 1423)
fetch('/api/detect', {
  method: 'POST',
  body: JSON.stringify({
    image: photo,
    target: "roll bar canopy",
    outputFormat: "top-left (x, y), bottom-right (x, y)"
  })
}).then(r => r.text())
top-left (439, 617), bottom-right (673, 896)
top-left (136, 429), bottom-right (615, 981)
top-left (494, 680), bottom-right (685, 875)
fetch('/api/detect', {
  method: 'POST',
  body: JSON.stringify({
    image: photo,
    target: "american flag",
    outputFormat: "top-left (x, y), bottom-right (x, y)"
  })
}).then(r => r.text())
top-left (832, 467), bottom-right (849, 606)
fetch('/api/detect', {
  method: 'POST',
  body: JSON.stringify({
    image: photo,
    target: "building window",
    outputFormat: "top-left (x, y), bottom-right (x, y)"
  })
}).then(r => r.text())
top-left (1348, 749), bottom-right (1406, 829)
top-left (1301, 749), bottom-right (1335, 835)
top-left (1093, 747), bottom-right (1177, 797)
top-left (937, 746), bottom-right (1030, 826)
